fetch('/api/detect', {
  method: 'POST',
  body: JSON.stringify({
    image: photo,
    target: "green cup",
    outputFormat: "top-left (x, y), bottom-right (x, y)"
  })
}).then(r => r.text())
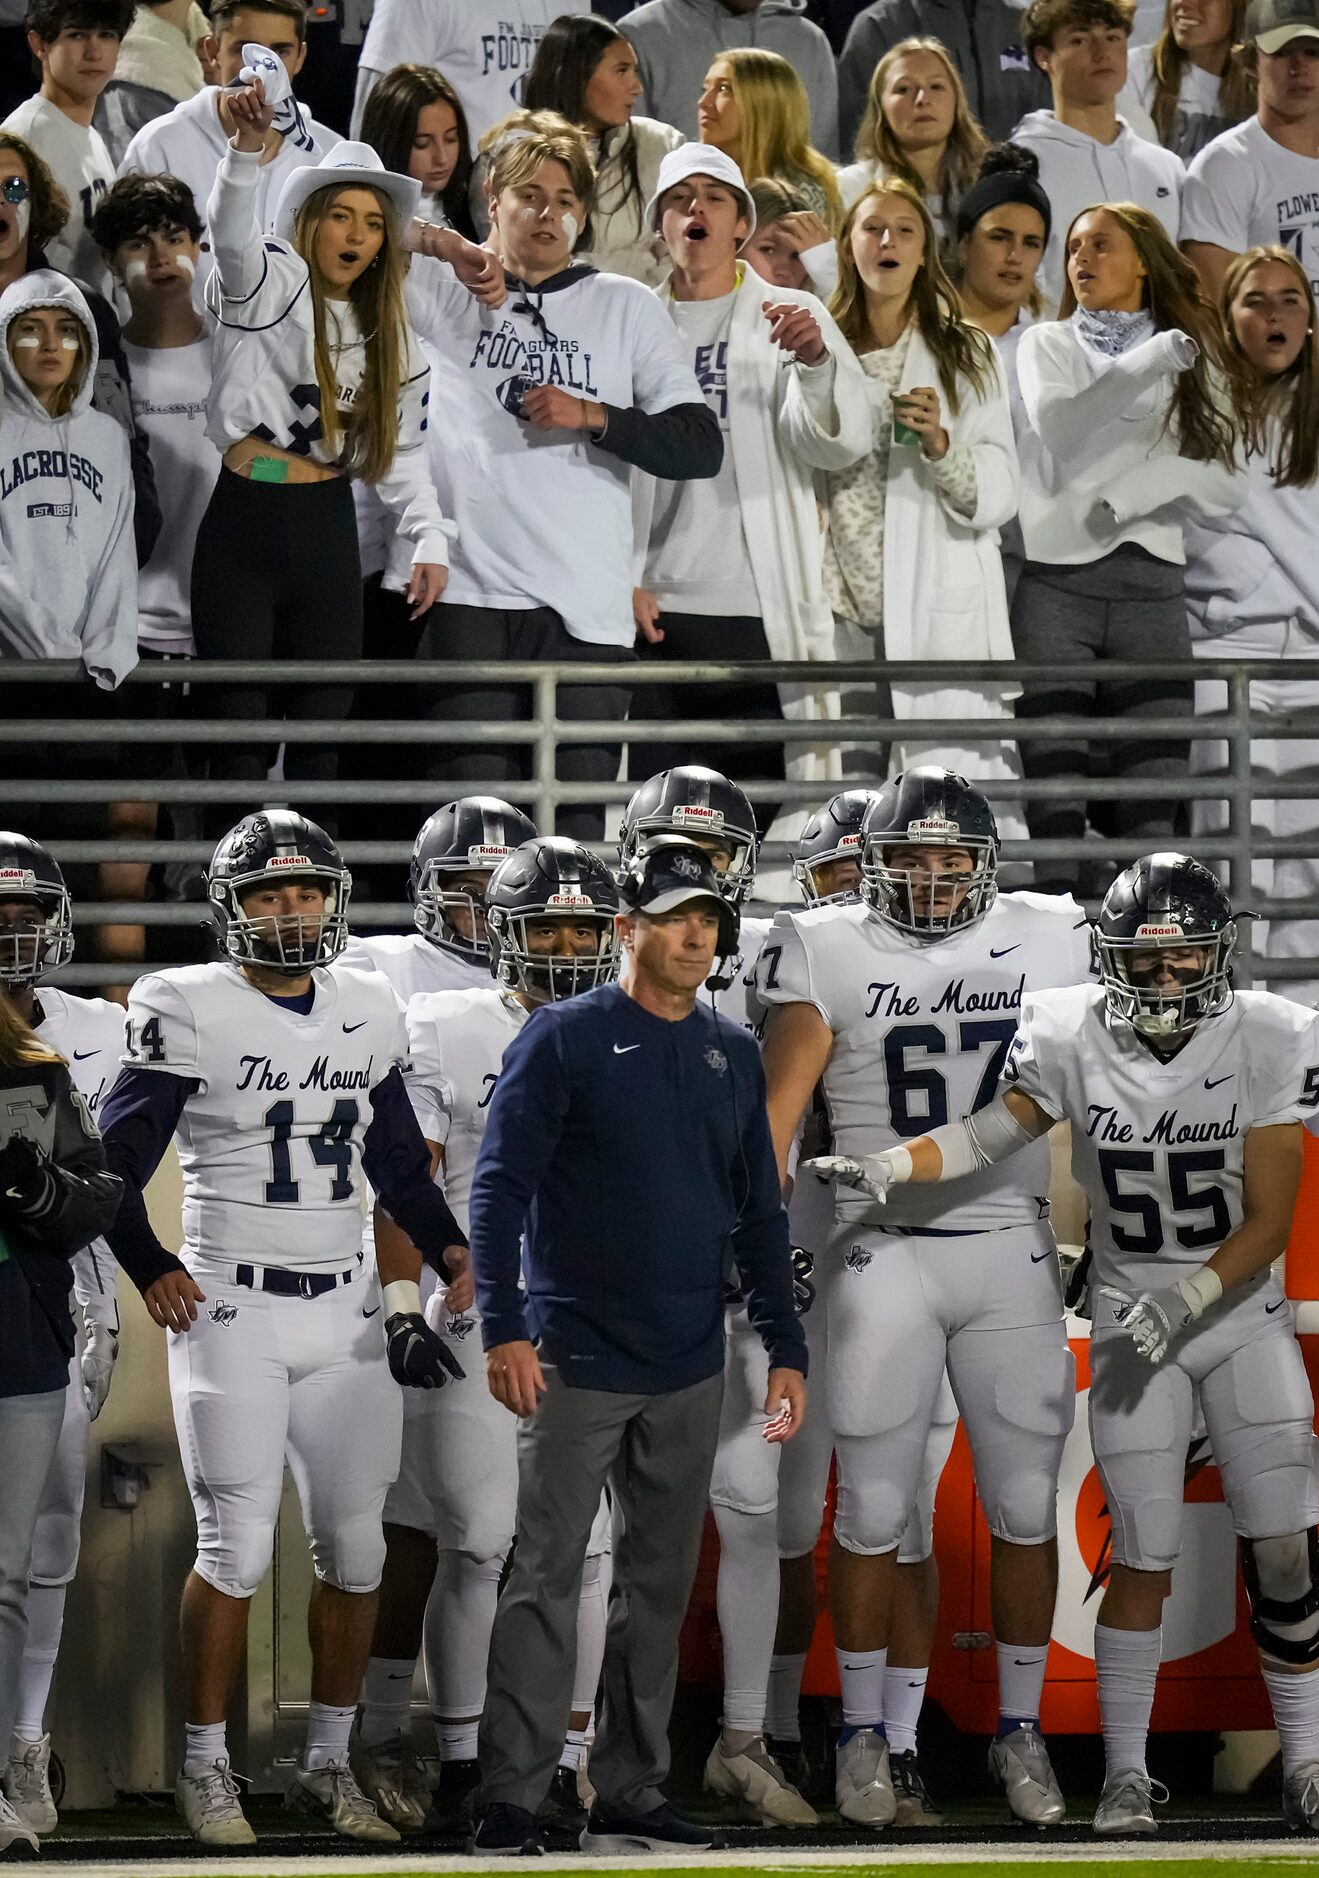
top-left (890, 393), bottom-right (919, 446)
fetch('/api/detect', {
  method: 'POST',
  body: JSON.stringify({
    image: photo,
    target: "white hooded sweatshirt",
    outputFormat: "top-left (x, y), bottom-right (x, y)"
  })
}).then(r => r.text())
top-left (0, 271), bottom-right (137, 689)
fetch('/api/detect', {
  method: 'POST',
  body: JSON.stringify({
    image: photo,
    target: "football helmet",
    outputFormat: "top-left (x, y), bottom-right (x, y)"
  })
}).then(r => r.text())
top-left (861, 768), bottom-right (999, 938)
top-left (0, 832), bottom-right (74, 987)
top-left (409, 797), bottom-right (537, 960)
top-left (485, 837), bottom-right (620, 1003)
top-left (1097, 852), bottom-right (1236, 1039)
top-left (794, 789), bottom-right (885, 906)
top-left (207, 811), bottom-right (350, 973)
top-left (618, 766), bottom-right (758, 906)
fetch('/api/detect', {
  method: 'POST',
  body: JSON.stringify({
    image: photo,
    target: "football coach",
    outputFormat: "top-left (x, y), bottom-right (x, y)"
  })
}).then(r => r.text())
top-left (467, 836), bottom-right (808, 1856)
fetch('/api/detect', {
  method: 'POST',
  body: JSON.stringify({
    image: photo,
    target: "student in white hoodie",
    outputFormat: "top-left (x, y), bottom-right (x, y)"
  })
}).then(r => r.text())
top-left (1013, 0), bottom-right (1185, 304)
top-left (0, 268), bottom-right (135, 691)
top-left (118, 0), bottom-right (339, 292)
top-left (632, 144), bottom-right (870, 860)
top-left (1186, 244), bottom-right (1319, 1001)
top-left (1011, 201), bottom-right (1242, 893)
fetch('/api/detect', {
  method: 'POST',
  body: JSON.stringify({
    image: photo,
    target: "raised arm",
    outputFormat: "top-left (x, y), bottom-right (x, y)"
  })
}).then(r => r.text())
top-left (808, 1086), bottom-right (1053, 1202)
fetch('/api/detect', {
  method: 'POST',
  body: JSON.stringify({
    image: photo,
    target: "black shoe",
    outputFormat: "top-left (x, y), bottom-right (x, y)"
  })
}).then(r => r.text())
top-left (580, 1799), bottom-right (717, 1853)
top-left (890, 1747), bottom-right (944, 1827)
top-left (468, 1802), bottom-right (543, 1856)
top-left (767, 1735), bottom-right (811, 1793)
top-left (536, 1765), bottom-right (587, 1848)
top-left (426, 1757), bottom-right (481, 1834)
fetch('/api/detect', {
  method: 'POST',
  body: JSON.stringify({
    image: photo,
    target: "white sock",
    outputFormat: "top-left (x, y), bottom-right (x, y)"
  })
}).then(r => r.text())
top-left (436, 1719), bottom-right (480, 1762)
top-left (573, 1552), bottom-right (611, 1713)
top-left (423, 1550), bottom-right (503, 1747)
top-left (883, 1664), bottom-right (928, 1756)
top-left (359, 1655), bottom-right (416, 1747)
top-left (183, 1720), bottom-right (228, 1776)
top-left (14, 1583), bottom-right (65, 1741)
top-left (835, 1646), bottom-right (886, 1730)
top-left (560, 1726), bottom-right (589, 1772)
top-left (996, 1640), bottom-right (1049, 1728)
top-left (765, 1651), bottom-right (808, 1743)
top-left (714, 1503), bottom-right (780, 1736)
top-left (303, 1701), bottom-right (355, 1771)
top-left (1261, 1661), bottom-right (1319, 1778)
top-left (1095, 1624), bottom-right (1161, 1778)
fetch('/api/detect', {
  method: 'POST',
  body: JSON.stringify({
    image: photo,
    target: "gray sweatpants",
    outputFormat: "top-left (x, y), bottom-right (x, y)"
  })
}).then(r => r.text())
top-left (1011, 546), bottom-right (1191, 896)
top-left (0, 1389), bottom-right (66, 1753)
top-left (478, 1364), bottom-right (723, 1817)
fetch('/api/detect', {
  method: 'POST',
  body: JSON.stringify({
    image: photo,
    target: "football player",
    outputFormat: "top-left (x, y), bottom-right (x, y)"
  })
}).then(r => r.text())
top-left (760, 767), bottom-right (1093, 1829)
top-left (341, 796), bottom-right (537, 998)
top-left (0, 836), bottom-right (123, 1842)
top-left (98, 813), bottom-right (470, 1849)
top-left (843, 854), bottom-right (1319, 1837)
top-left (769, 792), bottom-right (956, 1828)
top-left (357, 839), bottom-right (621, 1846)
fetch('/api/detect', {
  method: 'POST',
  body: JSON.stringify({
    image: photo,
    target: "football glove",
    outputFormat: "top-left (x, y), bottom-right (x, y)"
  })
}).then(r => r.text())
top-left (803, 1151), bottom-right (897, 1205)
top-left (1101, 1283), bottom-right (1193, 1366)
top-left (385, 1312), bottom-right (466, 1390)
top-left (790, 1245), bottom-right (816, 1316)
top-left (80, 1320), bottom-right (119, 1420)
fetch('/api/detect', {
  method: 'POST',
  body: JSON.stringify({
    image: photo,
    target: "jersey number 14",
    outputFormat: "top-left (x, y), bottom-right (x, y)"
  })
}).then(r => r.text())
top-left (263, 1099), bottom-right (358, 1204)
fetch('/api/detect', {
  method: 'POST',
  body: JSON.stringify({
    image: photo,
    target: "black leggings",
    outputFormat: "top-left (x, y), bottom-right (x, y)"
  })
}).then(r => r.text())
top-left (191, 467), bottom-right (364, 828)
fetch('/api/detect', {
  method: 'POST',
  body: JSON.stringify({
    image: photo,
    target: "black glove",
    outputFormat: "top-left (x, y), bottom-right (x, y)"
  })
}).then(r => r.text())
top-left (0, 1135), bottom-right (55, 1216)
top-left (790, 1245), bottom-right (816, 1317)
top-left (385, 1311), bottom-right (466, 1390)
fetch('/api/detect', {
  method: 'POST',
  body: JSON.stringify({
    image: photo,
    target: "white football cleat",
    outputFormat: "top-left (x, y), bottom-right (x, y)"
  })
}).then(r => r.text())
top-left (175, 1758), bottom-right (257, 1846)
top-left (1283, 1762), bottom-right (1319, 1834)
top-left (286, 1761), bottom-right (401, 1841)
top-left (347, 1719), bottom-right (429, 1830)
top-left (1094, 1771), bottom-right (1164, 1836)
top-left (835, 1727), bottom-right (896, 1827)
top-left (0, 1788), bottom-right (38, 1859)
top-left (988, 1726), bottom-right (1066, 1826)
top-left (5, 1734), bottom-right (57, 1834)
top-left (703, 1736), bottom-right (818, 1827)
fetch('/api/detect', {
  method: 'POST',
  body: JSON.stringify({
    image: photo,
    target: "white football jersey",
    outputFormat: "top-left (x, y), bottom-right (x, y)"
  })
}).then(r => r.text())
top-left (757, 892), bottom-right (1094, 1231)
top-left (123, 960), bottom-right (411, 1271)
top-left (35, 987), bottom-right (125, 1319)
top-left (341, 930), bottom-right (492, 1002)
top-left (1008, 984), bottom-right (1319, 1296)
top-left (708, 913), bottom-right (772, 1032)
top-left (404, 986), bottom-right (526, 1236)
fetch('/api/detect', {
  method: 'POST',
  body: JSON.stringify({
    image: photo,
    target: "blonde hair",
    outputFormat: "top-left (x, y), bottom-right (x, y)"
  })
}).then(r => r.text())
top-left (0, 992), bottom-right (61, 1067)
top-left (828, 178), bottom-right (995, 413)
top-left (1223, 244), bottom-right (1319, 489)
top-left (480, 107), bottom-right (596, 248)
top-left (1148, 0), bottom-right (1253, 146)
top-left (855, 38), bottom-right (987, 210)
top-left (292, 182), bottom-right (408, 487)
top-left (714, 48), bottom-right (842, 230)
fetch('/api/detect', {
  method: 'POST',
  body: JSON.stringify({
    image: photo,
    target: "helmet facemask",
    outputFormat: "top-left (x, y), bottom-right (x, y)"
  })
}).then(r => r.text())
top-left (862, 825), bottom-right (998, 939)
top-left (1098, 924), bottom-right (1236, 1040)
top-left (489, 900), bottom-right (620, 1003)
top-left (620, 808), bottom-right (757, 907)
top-left (793, 832), bottom-right (865, 908)
top-left (0, 888), bottom-right (74, 988)
top-left (413, 857), bottom-right (506, 961)
top-left (213, 868), bottom-right (351, 974)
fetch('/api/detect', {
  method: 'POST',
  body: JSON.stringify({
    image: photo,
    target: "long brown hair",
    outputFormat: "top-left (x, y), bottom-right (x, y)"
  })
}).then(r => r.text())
top-left (1147, 0), bottom-right (1253, 146)
top-left (360, 64), bottom-right (476, 241)
top-left (293, 182), bottom-right (409, 486)
top-left (1057, 202), bottom-right (1239, 468)
top-left (0, 133), bottom-right (69, 259)
top-left (854, 39), bottom-right (987, 213)
top-left (0, 993), bottom-right (61, 1068)
top-left (828, 178), bottom-right (996, 414)
top-left (715, 48), bottom-right (843, 230)
top-left (1222, 245), bottom-right (1319, 489)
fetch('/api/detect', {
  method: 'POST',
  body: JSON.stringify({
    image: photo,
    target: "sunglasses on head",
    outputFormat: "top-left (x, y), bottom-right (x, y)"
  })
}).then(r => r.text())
top-left (1, 177), bottom-right (31, 207)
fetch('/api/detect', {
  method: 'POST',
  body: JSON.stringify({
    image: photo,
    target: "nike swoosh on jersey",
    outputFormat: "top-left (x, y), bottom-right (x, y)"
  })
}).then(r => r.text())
top-left (989, 945), bottom-right (1021, 958)
top-left (613, 1043), bottom-right (640, 1055)
top-left (1204, 1073), bottom-right (1233, 1090)
top-left (343, 1021), bottom-right (368, 1034)
top-left (362, 1303), bottom-right (381, 1319)
top-left (72, 1049), bottom-right (101, 1060)
top-left (1265, 1299), bottom-right (1287, 1314)
top-left (1031, 1249), bottom-right (1054, 1263)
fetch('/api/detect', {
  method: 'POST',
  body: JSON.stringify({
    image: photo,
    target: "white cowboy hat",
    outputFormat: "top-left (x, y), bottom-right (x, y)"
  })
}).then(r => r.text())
top-left (272, 142), bottom-right (420, 243)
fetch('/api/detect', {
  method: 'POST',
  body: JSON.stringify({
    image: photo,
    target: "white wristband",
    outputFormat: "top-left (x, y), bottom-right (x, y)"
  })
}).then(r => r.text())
top-left (382, 1279), bottom-right (421, 1319)
top-left (1176, 1266), bottom-right (1223, 1320)
top-left (887, 1145), bottom-right (914, 1185)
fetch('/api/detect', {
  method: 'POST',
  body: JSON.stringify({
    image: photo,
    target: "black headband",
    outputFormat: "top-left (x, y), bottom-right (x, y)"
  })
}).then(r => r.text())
top-left (955, 171), bottom-right (1052, 242)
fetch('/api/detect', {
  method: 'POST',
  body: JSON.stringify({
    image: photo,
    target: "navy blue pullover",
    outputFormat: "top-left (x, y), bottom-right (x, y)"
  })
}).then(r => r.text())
top-left (469, 981), bottom-right (806, 1394)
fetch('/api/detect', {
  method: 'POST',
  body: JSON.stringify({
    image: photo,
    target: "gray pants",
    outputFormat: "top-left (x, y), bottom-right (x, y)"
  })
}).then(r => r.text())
top-left (478, 1365), bottom-right (723, 1817)
top-left (1011, 546), bottom-right (1191, 896)
top-left (0, 1390), bottom-right (66, 1752)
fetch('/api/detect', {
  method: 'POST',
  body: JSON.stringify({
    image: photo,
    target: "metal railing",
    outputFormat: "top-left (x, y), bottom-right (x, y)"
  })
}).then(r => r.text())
top-left (5, 654), bottom-right (1318, 988)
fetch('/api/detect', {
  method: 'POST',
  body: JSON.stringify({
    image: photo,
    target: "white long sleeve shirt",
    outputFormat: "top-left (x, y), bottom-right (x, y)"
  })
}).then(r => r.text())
top-left (204, 145), bottom-right (452, 570)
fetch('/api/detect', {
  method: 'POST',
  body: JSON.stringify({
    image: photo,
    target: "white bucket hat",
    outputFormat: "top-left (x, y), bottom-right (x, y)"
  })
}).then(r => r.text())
top-left (643, 143), bottom-right (756, 236)
top-left (273, 141), bottom-right (421, 243)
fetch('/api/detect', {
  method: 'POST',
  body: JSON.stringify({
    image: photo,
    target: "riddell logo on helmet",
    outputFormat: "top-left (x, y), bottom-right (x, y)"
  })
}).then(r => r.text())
top-left (907, 817), bottom-right (958, 838)
top-left (0, 867), bottom-right (35, 887)
top-left (838, 833), bottom-right (862, 851)
top-left (546, 892), bottom-right (592, 907)
top-left (1134, 923), bottom-right (1185, 939)
top-left (467, 844), bottom-right (510, 862)
top-left (267, 854), bottom-right (312, 869)
top-left (673, 805), bottom-right (724, 830)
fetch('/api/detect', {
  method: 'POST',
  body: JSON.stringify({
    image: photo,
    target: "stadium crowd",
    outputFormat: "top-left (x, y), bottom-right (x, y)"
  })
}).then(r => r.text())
top-left (3, 0), bottom-right (1319, 1860)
